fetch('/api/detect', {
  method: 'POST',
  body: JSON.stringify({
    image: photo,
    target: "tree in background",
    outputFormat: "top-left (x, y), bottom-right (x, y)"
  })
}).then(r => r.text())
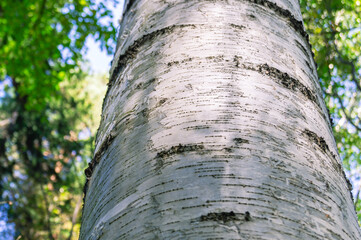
top-left (300, 0), bottom-right (361, 221)
top-left (0, 0), bottom-right (116, 239)
top-left (81, 0), bottom-right (361, 239)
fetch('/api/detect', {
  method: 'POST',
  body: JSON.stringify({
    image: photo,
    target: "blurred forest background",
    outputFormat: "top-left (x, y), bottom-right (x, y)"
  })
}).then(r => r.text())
top-left (0, 0), bottom-right (360, 239)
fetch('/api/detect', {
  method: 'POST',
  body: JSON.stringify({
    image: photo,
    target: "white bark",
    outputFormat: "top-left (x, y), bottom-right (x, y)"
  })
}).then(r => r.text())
top-left (80, 0), bottom-right (361, 239)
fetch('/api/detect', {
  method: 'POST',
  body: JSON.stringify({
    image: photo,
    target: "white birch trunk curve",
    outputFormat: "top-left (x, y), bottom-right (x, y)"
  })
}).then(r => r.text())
top-left (80, 0), bottom-right (361, 239)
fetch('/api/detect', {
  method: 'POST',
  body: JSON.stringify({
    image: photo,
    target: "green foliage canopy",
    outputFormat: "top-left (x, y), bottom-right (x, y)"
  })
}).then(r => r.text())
top-left (0, 0), bottom-right (116, 111)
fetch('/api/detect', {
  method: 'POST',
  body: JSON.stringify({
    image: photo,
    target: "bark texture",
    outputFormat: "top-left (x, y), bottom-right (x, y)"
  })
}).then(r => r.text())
top-left (80, 0), bottom-right (361, 239)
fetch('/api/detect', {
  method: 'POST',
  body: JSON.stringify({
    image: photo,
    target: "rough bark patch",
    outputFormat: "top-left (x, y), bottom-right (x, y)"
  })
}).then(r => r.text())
top-left (303, 129), bottom-right (353, 197)
top-left (110, 24), bottom-right (196, 86)
top-left (83, 133), bottom-right (117, 201)
top-left (155, 144), bottom-right (204, 171)
top-left (102, 24), bottom-right (197, 113)
top-left (240, 61), bottom-right (334, 128)
top-left (303, 129), bottom-right (331, 156)
top-left (241, 62), bottom-right (318, 106)
top-left (135, 78), bottom-right (156, 90)
top-left (247, 0), bottom-right (309, 42)
top-left (156, 144), bottom-right (205, 159)
top-left (260, 64), bottom-right (317, 102)
top-left (247, 0), bottom-right (315, 61)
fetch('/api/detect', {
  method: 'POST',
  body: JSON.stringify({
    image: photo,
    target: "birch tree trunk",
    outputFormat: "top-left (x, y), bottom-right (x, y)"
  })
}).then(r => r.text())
top-left (80, 0), bottom-right (361, 239)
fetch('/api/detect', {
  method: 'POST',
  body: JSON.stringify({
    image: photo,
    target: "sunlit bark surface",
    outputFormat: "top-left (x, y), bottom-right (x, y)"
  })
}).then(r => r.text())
top-left (80, 0), bottom-right (361, 239)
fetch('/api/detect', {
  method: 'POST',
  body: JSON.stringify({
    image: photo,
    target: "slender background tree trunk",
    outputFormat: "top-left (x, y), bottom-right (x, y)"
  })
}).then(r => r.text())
top-left (80, 0), bottom-right (361, 239)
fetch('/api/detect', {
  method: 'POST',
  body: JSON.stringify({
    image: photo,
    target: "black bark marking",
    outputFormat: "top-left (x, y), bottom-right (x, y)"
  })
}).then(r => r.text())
top-left (200, 211), bottom-right (238, 223)
top-left (247, 0), bottom-right (315, 59)
top-left (294, 39), bottom-right (309, 57)
top-left (224, 147), bottom-right (233, 153)
top-left (247, 0), bottom-right (308, 40)
top-left (84, 162), bottom-right (93, 178)
top-left (234, 55), bottom-right (242, 68)
top-left (156, 144), bottom-right (205, 159)
top-left (245, 211), bottom-right (251, 221)
top-left (303, 129), bottom-right (354, 199)
top-left (124, 0), bottom-right (137, 14)
top-left (230, 23), bottom-right (245, 31)
top-left (110, 24), bottom-right (196, 85)
top-left (156, 98), bottom-right (168, 108)
top-left (303, 129), bottom-right (330, 154)
top-left (140, 108), bottom-right (149, 118)
top-left (233, 138), bottom-right (249, 144)
top-left (247, 14), bottom-right (257, 20)
top-left (167, 57), bottom-right (193, 67)
top-left (205, 55), bottom-right (225, 62)
top-left (241, 62), bottom-right (333, 129)
top-left (167, 60), bottom-right (179, 67)
top-left (255, 63), bottom-right (318, 105)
